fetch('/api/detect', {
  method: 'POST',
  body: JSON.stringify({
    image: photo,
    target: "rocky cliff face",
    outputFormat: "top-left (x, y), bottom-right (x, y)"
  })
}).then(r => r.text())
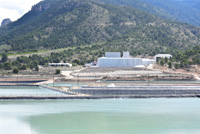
top-left (31, 3), bottom-right (51, 13)
top-left (1, 18), bottom-right (11, 27)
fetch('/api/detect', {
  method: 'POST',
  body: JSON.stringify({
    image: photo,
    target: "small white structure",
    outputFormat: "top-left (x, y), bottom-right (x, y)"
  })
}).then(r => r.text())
top-left (49, 63), bottom-right (72, 67)
top-left (155, 54), bottom-right (172, 60)
top-left (107, 83), bottom-right (116, 87)
top-left (135, 65), bottom-right (146, 69)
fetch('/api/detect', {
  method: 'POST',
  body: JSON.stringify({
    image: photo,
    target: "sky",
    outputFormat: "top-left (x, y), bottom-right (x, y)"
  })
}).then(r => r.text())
top-left (0, 0), bottom-right (42, 25)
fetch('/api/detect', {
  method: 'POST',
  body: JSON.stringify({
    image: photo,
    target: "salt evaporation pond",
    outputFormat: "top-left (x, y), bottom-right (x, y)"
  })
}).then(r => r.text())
top-left (0, 99), bottom-right (200, 134)
top-left (46, 83), bottom-right (86, 87)
top-left (0, 86), bottom-right (65, 96)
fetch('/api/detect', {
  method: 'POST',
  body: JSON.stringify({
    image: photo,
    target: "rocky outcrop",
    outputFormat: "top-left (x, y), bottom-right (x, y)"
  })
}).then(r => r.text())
top-left (31, 3), bottom-right (51, 13)
top-left (1, 18), bottom-right (11, 27)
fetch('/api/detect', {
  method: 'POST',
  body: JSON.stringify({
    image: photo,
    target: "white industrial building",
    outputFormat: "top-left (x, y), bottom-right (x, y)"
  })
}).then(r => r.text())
top-left (97, 52), bottom-right (155, 67)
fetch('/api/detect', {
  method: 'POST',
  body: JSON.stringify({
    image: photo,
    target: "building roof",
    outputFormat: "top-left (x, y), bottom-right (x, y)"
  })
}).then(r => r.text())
top-left (142, 58), bottom-right (155, 61)
top-left (155, 54), bottom-right (172, 57)
top-left (98, 57), bottom-right (142, 60)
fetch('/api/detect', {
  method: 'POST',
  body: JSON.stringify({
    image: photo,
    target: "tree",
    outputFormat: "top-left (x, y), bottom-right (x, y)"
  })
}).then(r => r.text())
top-left (53, 58), bottom-right (60, 63)
top-left (160, 58), bottom-right (165, 66)
top-left (35, 66), bottom-right (39, 71)
top-left (156, 58), bottom-right (160, 64)
top-left (20, 65), bottom-right (27, 70)
top-left (3, 62), bottom-right (12, 70)
top-left (175, 63), bottom-right (180, 69)
top-left (55, 69), bottom-right (61, 74)
top-left (168, 61), bottom-right (172, 68)
top-left (1, 53), bottom-right (8, 63)
top-left (169, 57), bottom-right (172, 61)
top-left (72, 59), bottom-right (80, 65)
top-left (165, 57), bottom-right (168, 63)
top-left (13, 68), bottom-right (19, 74)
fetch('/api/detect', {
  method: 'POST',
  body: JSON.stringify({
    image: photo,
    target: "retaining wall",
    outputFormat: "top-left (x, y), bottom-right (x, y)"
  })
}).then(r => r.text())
top-left (71, 86), bottom-right (200, 96)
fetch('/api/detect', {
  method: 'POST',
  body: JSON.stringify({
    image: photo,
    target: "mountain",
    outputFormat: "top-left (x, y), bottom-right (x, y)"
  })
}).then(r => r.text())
top-left (99, 0), bottom-right (200, 26)
top-left (0, 0), bottom-right (200, 56)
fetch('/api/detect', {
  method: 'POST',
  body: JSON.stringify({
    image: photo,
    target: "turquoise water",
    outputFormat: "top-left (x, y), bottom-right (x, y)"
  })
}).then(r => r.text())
top-left (0, 99), bottom-right (200, 134)
top-left (99, 80), bottom-right (200, 84)
top-left (0, 86), bottom-right (65, 96)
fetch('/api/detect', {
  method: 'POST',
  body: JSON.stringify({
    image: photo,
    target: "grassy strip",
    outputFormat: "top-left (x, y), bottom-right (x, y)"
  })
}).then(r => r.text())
top-left (0, 42), bottom-right (105, 58)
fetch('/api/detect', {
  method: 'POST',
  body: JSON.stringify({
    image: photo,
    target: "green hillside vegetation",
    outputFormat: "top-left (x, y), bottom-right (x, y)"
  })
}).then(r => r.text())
top-left (156, 45), bottom-right (200, 69)
top-left (173, 46), bottom-right (200, 68)
top-left (0, 46), bottom-right (102, 72)
top-left (0, 0), bottom-right (200, 55)
top-left (1, 43), bottom-right (200, 73)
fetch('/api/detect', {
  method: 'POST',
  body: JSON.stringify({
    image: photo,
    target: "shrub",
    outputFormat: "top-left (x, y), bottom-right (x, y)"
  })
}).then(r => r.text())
top-left (1, 53), bottom-right (8, 63)
top-left (13, 68), bottom-right (19, 74)
top-left (35, 66), bottom-right (39, 71)
top-left (20, 65), bottom-right (27, 70)
top-left (168, 61), bottom-right (172, 68)
top-left (55, 69), bottom-right (61, 74)
top-left (3, 62), bottom-right (12, 70)
top-left (175, 63), bottom-right (180, 69)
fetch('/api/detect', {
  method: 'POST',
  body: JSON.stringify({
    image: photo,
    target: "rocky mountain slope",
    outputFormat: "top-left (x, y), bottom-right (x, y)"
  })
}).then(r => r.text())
top-left (100, 0), bottom-right (200, 26)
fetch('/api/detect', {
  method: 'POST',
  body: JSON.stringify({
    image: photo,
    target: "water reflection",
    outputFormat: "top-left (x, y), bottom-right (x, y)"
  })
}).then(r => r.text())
top-left (0, 116), bottom-right (38, 134)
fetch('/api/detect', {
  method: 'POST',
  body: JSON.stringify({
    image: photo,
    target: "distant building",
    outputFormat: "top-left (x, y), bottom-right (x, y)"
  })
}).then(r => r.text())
top-left (155, 54), bottom-right (172, 60)
top-left (97, 52), bottom-right (155, 68)
top-left (49, 63), bottom-right (72, 67)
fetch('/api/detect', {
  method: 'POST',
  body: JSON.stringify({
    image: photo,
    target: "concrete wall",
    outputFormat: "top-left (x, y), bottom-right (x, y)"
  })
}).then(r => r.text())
top-left (72, 89), bottom-right (200, 96)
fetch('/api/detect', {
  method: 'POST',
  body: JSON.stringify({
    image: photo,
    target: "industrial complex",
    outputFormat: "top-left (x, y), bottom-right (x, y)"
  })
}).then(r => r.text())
top-left (97, 52), bottom-right (155, 68)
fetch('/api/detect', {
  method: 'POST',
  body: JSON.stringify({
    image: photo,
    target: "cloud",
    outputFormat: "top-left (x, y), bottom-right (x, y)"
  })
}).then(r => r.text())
top-left (0, 0), bottom-right (42, 25)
